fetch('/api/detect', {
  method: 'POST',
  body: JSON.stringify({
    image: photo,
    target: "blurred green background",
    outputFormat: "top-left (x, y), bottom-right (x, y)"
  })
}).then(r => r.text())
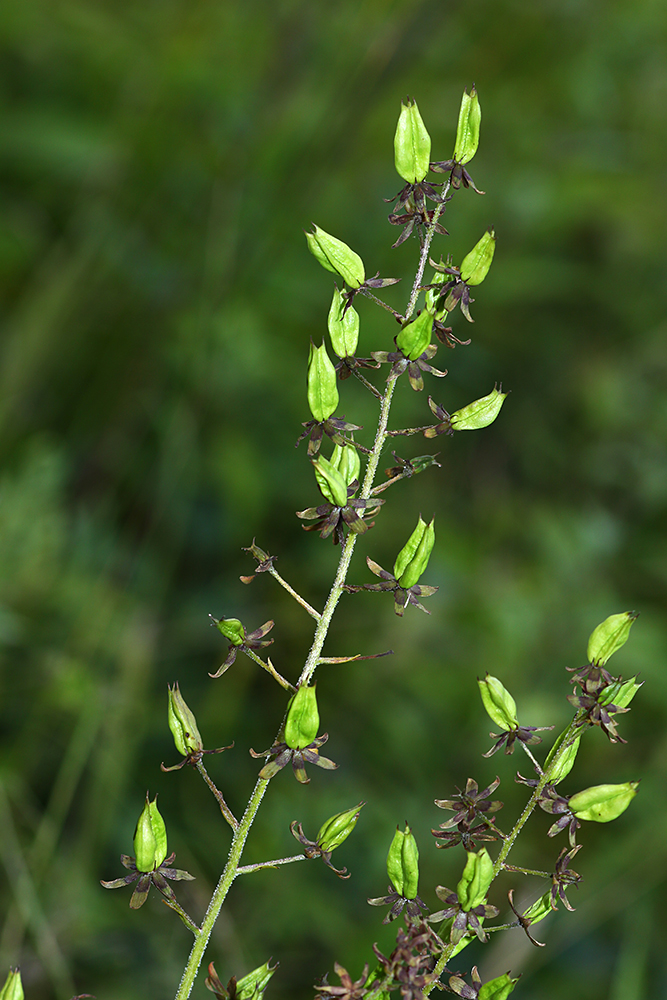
top-left (1, 0), bottom-right (666, 997)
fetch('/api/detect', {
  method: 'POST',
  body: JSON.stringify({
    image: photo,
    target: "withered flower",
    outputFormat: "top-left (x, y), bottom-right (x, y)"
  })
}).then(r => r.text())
top-left (432, 777), bottom-right (504, 851)
top-left (101, 851), bottom-right (194, 910)
top-left (315, 963), bottom-right (370, 1000)
top-left (371, 922), bottom-right (440, 1000)
top-left (422, 262), bottom-right (475, 323)
top-left (482, 722), bottom-right (552, 757)
top-left (507, 889), bottom-right (546, 949)
top-left (386, 183), bottom-right (450, 248)
top-left (371, 342), bottom-right (447, 393)
top-left (209, 616), bottom-right (275, 679)
top-left (367, 885), bottom-right (429, 925)
top-left (297, 480), bottom-right (383, 546)
top-left (250, 732), bottom-right (337, 785)
top-left (551, 846), bottom-right (582, 911)
top-left (429, 886), bottom-right (498, 945)
top-left (296, 414), bottom-right (363, 457)
top-left (568, 664), bottom-right (629, 743)
top-left (343, 556), bottom-right (438, 617)
top-left (430, 158), bottom-right (484, 194)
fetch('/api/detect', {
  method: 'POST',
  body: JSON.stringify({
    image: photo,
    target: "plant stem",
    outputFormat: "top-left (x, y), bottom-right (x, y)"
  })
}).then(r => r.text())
top-left (265, 565), bottom-right (322, 620)
top-left (237, 854), bottom-right (306, 875)
top-left (195, 759), bottom-right (239, 831)
top-left (405, 182), bottom-right (450, 321)
top-left (174, 776), bottom-right (270, 1000)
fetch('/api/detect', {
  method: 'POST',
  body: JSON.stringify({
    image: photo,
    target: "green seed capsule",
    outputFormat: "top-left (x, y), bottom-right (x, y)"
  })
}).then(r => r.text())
top-left (330, 443), bottom-right (361, 489)
top-left (395, 310), bottom-right (434, 361)
top-left (460, 228), bottom-right (495, 286)
top-left (456, 848), bottom-right (494, 911)
top-left (328, 286), bottom-right (360, 358)
top-left (307, 340), bottom-right (339, 423)
top-left (133, 794), bottom-right (168, 873)
top-left (479, 973), bottom-right (520, 1000)
top-left (306, 225), bottom-right (365, 288)
top-left (312, 455), bottom-right (349, 507)
top-left (235, 960), bottom-right (278, 1000)
top-left (450, 385), bottom-right (507, 431)
top-left (453, 86), bottom-right (481, 165)
top-left (478, 674), bottom-right (519, 732)
top-left (544, 729), bottom-right (581, 784)
top-left (393, 516), bottom-right (435, 589)
top-left (212, 617), bottom-right (246, 646)
top-left (598, 676), bottom-right (642, 709)
top-left (394, 99), bottom-right (432, 184)
top-left (569, 782), bottom-right (639, 823)
top-left (168, 682), bottom-right (203, 756)
top-left (317, 802), bottom-right (365, 852)
top-left (522, 891), bottom-right (553, 925)
top-left (586, 611), bottom-right (637, 665)
top-left (0, 969), bottom-right (24, 1000)
top-left (386, 823), bottom-right (420, 899)
top-left (284, 684), bottom-right (320, 750)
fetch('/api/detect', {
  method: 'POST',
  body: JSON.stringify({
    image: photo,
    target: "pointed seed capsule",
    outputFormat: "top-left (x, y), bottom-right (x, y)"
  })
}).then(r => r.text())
top-left (330, 442), bottom-right (361, 489)
top-left (569, 782), bottom-right (639, 823)
top-left (312, 455), bottom-right (349, 507)
top-left (460, 228), bottom-right (495, 286)
top-left (394, 99), bottom-right (432, 184)
top-left (0, 969), bottom-right (24, 1000)
top-left (307, 340), bottom-right (339, 422)
top-left (478, 674), bottom-right (519, 732)
top-left (456, 848), bottom-right (494, 911)
top-left (587, 611), bottom-right (638, 665)
top-left (396, 310), bottom-right (434, 361)
top-left (393, 516), bottom-right (435, 589)
top-left (544, 729), bottom-right (582, 784)
top-left (453, 86), bottom-right (481, 165)
top-left (306, 225), bottom-right (365, 288)
top-left (168, 682), bottom-right (203, 756)
top-left (328, 286), bottom-right (360, 358)
top-left (598, 676), bottom-right (642, 709)
top-left (284, 684), bottom-right (320, 750)
top-left (386, 823), bottom-right (420, 899)
top-left (134, 793), bottom-right (168, 873)
top-left (479, 972), bottom-right (520, 999)
top-left (212, 617), bottom-right (246, 646)
top-left (317, 802), bottom-right (365, 852)
top-left (450, 385), bottom-right (507, 431)
top-left (236, 960), bottom-right (278, 1000)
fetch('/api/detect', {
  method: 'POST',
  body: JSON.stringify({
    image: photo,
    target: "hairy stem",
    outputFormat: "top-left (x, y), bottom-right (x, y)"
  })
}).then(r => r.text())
top-left (195, 759), bottom-right (239, 831)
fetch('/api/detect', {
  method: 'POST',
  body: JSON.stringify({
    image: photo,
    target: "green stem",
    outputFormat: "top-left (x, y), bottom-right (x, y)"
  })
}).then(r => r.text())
top-left (174, 777), bottom-right (270, 1000)
top-left (237, 854), bottom-right (306, 875)
top-left (195, 759), bottom-right (239, 831)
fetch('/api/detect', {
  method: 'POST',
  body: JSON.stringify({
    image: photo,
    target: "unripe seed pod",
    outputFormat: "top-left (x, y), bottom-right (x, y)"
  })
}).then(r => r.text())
top-left (236, 960), bottom-right (278, 1000)
top-left (307, 340), bottom-right (339, 422)
top-left (317, 801), bottom-right (365, 852)
top-left (306, 225), bottom-right (365, 288)
top-left (330, 443), bottom-right (361, 489)
top-left (394, 99), bottom-right (432, 184)
top-left (386, 823), bottom-right (420, 899)
top-left (393, 516), bottom-right (435, 589)
top-left (479, 973), bottom-right (519, 1000)
top-left (598, 676), bottom-right (642, 709)
top-left (0, 969), bottom-right (24, 1000)
top-left (395, 310), bottom-right (433, 361)
top-left (587, 611), bottom-right (637, 665)
top-left (569, 782), bottom-right (639, 823)
top-left (478, 674), bottom-right (519, 732)
top-left (213, 617), bottom-right (246, 646)
top-left (168, 682), bottom-right (203, 756)
top-left (312, 455), bottom-right (349, 507)
top-left (328, 286), bottom-right (360, 358)
top-left (134, 793), bottom-right (168, 873)
top-left (450, 385), bottom-right (507, 431)
top-left (460, 228), bottom-right (495, 286)
top-left (453, 86), bottom-right (481, 165)
top-left (544, 729), bottom-right (581, 784)
top-left (456, 848), bottom-right (494, 911)
top-left (425, 268), bottom-right (449, 319)
top-left (284, 684), bottom-right (320, 750)
top-left (523, 891), bottom-right (553, 926)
